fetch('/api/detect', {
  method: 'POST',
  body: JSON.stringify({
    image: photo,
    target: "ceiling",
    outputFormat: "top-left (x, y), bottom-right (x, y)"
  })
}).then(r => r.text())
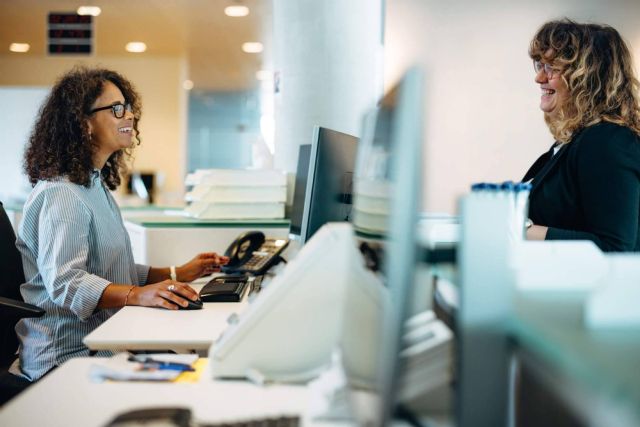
top-left (0, 0), bottom-right (273, 90)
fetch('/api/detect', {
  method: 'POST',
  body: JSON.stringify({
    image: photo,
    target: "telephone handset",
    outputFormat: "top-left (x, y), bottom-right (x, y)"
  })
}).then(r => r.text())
top-left (222, 231), bottom-right (289, 275)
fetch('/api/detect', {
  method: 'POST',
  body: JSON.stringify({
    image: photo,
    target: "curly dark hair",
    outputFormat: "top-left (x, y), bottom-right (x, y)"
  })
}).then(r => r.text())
top-left (24, 66), bottom-right (142, 190)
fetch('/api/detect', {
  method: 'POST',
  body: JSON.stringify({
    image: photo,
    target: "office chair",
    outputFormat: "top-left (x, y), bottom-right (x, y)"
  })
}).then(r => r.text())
top-left (0, 201), bottom-right (44, 405)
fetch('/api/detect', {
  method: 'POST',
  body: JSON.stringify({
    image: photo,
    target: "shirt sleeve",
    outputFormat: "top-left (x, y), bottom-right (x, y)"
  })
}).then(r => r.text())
top-left (136, 264), bottom-right (151, 285)
top-left (37, 186), bottom-right (111, 321)
top-left (545, 126), bottom-right (640, 252)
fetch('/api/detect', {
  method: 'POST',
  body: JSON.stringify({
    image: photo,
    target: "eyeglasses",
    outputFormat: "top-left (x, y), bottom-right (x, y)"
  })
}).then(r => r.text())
top-left (533, 60), bottom-right (559, 79)
top-left (89, 102), bottom-right (133, 119)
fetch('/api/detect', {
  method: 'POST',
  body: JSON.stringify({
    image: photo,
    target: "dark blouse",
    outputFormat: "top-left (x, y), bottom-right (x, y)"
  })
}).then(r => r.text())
top-left (523, 122), bottom-right (640, 252)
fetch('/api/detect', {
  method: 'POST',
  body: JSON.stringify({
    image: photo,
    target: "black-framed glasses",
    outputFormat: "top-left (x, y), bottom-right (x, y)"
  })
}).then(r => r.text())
top-left (533, 60), bottom-right (559, 79)
top-left (89, 102), bottom-right (133, 119)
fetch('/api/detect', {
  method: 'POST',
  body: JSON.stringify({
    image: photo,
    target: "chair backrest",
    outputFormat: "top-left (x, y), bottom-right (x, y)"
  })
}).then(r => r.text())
top-left (0, 202), bottom-right (24, 301)
top-left (0, 201), bottom-right (27, 368)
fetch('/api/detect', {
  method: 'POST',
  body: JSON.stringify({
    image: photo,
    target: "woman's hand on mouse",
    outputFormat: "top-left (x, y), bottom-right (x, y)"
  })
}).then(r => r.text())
top-left (177, 252), bottom-right (230, 282)
top-left (128, 280), bottom-right (200, 310)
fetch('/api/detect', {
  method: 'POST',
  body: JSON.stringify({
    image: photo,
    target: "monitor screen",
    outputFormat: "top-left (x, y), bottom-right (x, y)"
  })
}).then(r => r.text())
top-left (352, 68), bottom-right (424, 425)
top-left (289, 144), bottom-right (311, 239)
top-left (299, 127), bottom-right (359, 244)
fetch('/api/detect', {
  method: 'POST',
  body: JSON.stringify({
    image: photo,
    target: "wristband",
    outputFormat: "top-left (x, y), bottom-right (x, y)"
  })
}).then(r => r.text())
top-left (124, 286), bottom-right (135, 306)
top-left (170, 265), bottom-right (177, 281)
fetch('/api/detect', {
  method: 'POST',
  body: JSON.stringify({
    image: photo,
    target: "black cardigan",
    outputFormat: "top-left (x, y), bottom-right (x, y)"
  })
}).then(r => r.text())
top-left (523, 122), bottom-right (640, 252)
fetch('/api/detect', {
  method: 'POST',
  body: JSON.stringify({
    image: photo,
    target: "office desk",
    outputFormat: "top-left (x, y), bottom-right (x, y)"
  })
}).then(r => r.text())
top-left (509, 295), bottom-right (640, 426)
top-left (3, 203), bottom-right (181, 234)
top-left (125, 216), bottom-right (290, 265)
top-left (83, 279), bottom-right (248, 352)
top-left (0, 360), bottom-right (453, 427)
top-left (0, 358), bottom-right (317, 427)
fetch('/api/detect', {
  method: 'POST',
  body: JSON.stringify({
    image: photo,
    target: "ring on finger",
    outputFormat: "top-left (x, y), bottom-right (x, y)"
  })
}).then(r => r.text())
top-left (168, 284), bottom-right (176, 292)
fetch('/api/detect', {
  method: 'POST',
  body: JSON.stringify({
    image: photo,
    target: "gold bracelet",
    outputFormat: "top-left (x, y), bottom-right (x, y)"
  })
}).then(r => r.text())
top-left (124, 285), bottom-right (135, 306)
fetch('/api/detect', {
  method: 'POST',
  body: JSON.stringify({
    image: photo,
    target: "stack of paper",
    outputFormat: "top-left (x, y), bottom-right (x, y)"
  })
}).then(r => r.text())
top-left (305, 310), bottom-right (452, 422)
top-left (184, 169), bottom-right (287, 220)
top-left (398, 312), bottom-right (453, 402)
top-left (352, 178), bottom-right (390, 234)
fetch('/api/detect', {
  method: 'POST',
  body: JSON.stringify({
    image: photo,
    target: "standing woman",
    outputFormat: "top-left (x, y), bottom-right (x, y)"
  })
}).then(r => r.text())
top-left (524, 19), bottom-right (640, 252)
top-left (14, 67), bottom-right (228, 381)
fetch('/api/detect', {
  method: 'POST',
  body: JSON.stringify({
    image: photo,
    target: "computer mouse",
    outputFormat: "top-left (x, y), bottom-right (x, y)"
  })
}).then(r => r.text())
top-left (178, 297), bottom-right (203, 310)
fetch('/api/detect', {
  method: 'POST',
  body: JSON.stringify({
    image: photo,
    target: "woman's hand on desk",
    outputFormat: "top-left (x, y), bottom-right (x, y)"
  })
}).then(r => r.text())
top-left (177, 252), bottom-right (230, 282)
top-left (128, 281), bottom-right (200, 310)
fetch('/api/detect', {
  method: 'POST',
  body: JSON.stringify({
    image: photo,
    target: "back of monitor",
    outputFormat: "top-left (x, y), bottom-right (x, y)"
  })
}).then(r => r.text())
top-left (209, 223), bottom-right (386, 383)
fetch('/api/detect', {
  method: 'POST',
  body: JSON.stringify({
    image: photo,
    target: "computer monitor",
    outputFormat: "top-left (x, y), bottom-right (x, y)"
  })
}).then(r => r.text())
top-left (289, 144), bottom-right (311, 239)
top-left (353, 68), bottom-right (424, 425)
top-left (208, 71), bottom-right (423, 421)
top-left (299, 126), bottom-right (359, 244)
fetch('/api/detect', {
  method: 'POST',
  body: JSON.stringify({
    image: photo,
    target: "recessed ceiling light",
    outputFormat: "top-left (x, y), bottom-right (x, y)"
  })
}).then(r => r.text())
top-left (225, 5), bottom-right (249, 17)
top-left (256, 70), bottom-right (272, 81)
top-left (125, 42), bottom-right (147, 53)
top-left (242, 42), bottom-right (263, 53)
top-left (183, 80), bottom-right (194, 90)
top-left (77, 6), bottom-right (101, 16)
top-left (9, 43), bottom-right (30, 53)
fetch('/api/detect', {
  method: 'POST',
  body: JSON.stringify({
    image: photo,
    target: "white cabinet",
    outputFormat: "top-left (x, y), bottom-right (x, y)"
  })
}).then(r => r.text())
top-left (124, 216), bottom-right (290, 266)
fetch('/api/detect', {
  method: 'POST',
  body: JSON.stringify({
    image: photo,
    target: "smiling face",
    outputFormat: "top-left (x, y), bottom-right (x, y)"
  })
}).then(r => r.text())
top-left (87, 80), bottom-right (135, 168)
top-left (534, 52), bottom-right (570, 118)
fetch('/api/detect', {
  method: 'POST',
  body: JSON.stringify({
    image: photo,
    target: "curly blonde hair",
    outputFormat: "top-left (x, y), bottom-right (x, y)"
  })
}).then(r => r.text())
top-left (529, 19), bottom-right (640, 143)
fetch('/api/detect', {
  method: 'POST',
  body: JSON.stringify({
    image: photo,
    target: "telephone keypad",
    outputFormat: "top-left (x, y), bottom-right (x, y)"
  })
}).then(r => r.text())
top-left (232, 239), bottom-right (288, 275)
top-left (223, 233), bottom-right (289, 276)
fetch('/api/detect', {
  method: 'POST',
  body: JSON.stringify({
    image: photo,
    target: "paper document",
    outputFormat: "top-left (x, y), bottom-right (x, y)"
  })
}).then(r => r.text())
top-left (89, 353), bottom-right (198, 382)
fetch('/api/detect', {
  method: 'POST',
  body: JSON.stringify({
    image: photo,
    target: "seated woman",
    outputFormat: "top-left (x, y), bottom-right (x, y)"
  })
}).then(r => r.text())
top-left (524, 19), bottom-right (640, 252)
top-left (14, 67), bottom-right (228, 381)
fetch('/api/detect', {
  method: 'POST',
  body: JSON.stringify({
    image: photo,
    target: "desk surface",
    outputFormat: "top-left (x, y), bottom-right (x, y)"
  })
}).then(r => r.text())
top-left (83, 279), bottom-right (248, 352)
top-left (126, 216), bottom-right (290, 228)
top-left (2, 203), bottom-right (176, 214)
top-left (511, 295), bottom-right (640, 425)
top-left (0, 358), bottom-right (315, 427)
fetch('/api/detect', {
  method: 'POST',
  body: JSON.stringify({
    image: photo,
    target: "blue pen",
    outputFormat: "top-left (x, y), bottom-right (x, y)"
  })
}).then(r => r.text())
top-left (147, 362), bottom-right (194, 372)
top-left (128, 356), bottom-right (195, 372)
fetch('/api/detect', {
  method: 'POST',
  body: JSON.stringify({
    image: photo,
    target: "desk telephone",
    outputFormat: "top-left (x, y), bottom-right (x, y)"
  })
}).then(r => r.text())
top-left (222, 231), bottom-right (289, 275)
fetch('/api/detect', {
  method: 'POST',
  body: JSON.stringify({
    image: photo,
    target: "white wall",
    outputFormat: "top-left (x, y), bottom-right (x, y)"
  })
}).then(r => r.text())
top-left (0, 87), bottom-right (49, 202)
top-left (272, 0), bottom-right (384, 173)
top-left (0, 55), bottom-right (188, 200)
top-left (385, 0), bottom-right (640, 213)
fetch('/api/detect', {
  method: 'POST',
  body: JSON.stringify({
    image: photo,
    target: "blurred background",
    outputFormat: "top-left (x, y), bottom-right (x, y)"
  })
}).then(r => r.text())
top-left (1, 0), bottom-right (639, 212)
top-left (0, 0), bottom-right (275, 206)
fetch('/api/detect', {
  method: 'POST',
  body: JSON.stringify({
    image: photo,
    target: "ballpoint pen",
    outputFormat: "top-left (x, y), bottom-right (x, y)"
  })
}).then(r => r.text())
top-left (145, 362), bottom-right (194, 372)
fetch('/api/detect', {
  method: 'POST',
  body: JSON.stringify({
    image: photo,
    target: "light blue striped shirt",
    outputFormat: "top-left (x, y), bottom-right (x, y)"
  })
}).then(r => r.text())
top-left (15, 171), bottom-right (150, 380)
